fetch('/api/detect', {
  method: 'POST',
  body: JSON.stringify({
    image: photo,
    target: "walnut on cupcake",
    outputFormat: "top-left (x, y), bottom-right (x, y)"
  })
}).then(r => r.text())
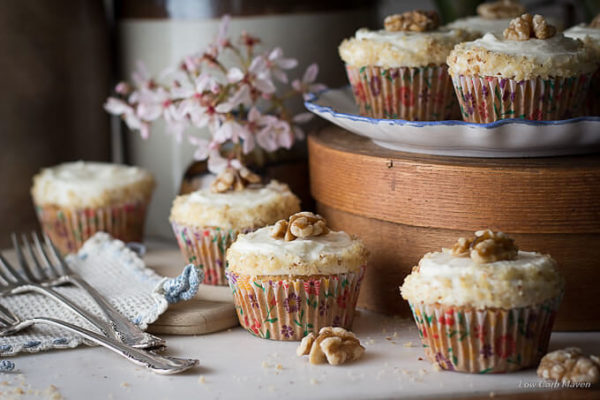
top-left (338, 10), bottom-right (470, 120)
top-left (400, 230), bottom-right (564, 373)
top-left (226, 212), bottom-right (368, 340)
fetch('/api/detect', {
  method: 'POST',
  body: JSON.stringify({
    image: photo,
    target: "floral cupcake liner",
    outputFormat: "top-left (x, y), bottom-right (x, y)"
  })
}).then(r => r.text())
top-left (227, 267), bottom-right (366, 341)
top-left (452, 74), bottom-right (592, 123)
top-left (35, 201), bottom-right (149, 255)
top-left (345, 64), bottom-right (460, 120)
top-left (171, 222), bottom-right (246, 286)
top-left (408, 296), bottom-right (562, 373)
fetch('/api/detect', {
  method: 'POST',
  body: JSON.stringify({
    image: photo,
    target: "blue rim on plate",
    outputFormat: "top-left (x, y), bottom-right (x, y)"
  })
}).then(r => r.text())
top-left (304, 87), bottom-right (600, 129)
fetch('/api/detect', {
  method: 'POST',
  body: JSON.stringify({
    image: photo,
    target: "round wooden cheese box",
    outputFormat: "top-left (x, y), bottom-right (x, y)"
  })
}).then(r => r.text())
top-left (308, 126), bottom-right (600, 331)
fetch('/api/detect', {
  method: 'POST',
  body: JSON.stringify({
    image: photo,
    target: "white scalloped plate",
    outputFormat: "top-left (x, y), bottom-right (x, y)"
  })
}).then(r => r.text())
top-left (305, 87), bottom-right (600, 158)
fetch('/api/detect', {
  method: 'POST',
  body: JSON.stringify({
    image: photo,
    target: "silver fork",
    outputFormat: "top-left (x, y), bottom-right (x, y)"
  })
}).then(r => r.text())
top-left (0, 233), bottom-right (165, 349)
top-left (0, 302), bottom-right (197, 374)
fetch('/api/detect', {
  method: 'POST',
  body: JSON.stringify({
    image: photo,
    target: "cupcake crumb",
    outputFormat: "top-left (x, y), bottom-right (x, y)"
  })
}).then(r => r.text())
top-left (403, 341), bottom-right (415, 347)
top-left (310, 378), bottom-right (319, 385)
top-left (198, 376), bottom-right (206, 384)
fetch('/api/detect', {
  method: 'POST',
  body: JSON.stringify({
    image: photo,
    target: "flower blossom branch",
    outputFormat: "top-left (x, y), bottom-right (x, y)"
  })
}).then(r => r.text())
top-left (104, 15), bottom-right (326, 172)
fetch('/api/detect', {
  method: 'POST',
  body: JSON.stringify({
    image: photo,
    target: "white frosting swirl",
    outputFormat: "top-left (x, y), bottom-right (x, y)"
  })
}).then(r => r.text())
top-left (564, 24), bottom-right (600, 42)
top-left (226, 226), bottom-right (367, 276)
top-left (400, 250), bottom-right (564, 309)
top-left (31, 161), bottom-right (154, 208)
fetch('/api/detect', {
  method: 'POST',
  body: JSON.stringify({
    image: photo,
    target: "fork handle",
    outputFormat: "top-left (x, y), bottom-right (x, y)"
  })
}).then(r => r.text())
top-left (68, 276), bottom-right (165, 349)
top-left (27, 317), bottom-right (197, 374)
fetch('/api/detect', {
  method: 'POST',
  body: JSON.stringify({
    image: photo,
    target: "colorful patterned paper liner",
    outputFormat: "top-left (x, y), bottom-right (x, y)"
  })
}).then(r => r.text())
top-left (408, 296), bottom-right (562, 373)
top-left (227, 267), bottom-right (366, 341)
top-left (35, 201), bottom-right (149, 255)
top-left (345, 64), bottom-right (460, 120)
top-left (171, 222), bottom-right (245, 286)
top-left (452, 74), bottom-right (592, 123)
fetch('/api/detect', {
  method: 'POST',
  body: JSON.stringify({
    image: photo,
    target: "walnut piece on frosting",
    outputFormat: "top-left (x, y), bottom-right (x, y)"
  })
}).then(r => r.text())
top-left (477, 0), bottom-right (525, 20)
top-left (537, 348), bottom-right (600, 384)
top-left (271, 211), bottom-right (329, 241)
top-left (504, 13), bottom-right (556, 40)
top-left (384, 10), bottom-right (440, 32)
top-left (210, 166), bottom-right (261, 193)
top-left (591, 14), bottom-right (600, 29)
top-left (297, 327), bottom-right (365, 365)
top-left (451, 230), bottom-right (518, 263)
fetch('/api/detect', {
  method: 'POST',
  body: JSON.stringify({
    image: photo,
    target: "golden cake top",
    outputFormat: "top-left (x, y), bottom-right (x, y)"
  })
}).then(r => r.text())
top-left (400, 230), bottom-right (564, 309)
top-left (447, 16), bottom-right (596, 80)
top-left (226, 213), bottom-right (368, 276)
top-left (339, 11), bottom-right (470, 68)
top-left (31, 161), bottom-right (155, 208)
top-left (169, 180), bottom-right (300, 231)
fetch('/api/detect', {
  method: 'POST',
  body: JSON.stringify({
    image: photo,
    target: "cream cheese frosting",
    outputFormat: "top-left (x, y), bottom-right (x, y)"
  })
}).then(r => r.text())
top-left (339, 27), bottom-right (470, 68)
top-left (400, 249), bottom-right (564, 309)
top-left (169, 180), bottom-right (300, 231)
top-left (447, 16), bottom-right (513, 37)
top-left (447, 32), bottom-right (596, 80)
top-left (226, 226), bottom-right (368, 276)
top-left (564, 24), bottom-right (600, 58)
top-left (31, 161), bottom-right (155, 208)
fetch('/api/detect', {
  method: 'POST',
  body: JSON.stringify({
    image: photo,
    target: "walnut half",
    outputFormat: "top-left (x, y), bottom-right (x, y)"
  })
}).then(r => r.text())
top-left (210, 166), bottom-right (261, 193)
top-left (297, 327), bottom-right (365, 365)
top-left (537, 348), bottom-right (600, 384)
top-left (477, 0), bottom-right (526, 20)
top-left (450, 230), bottom-right (518, 264)
top-left (504, 13), bottom-right (556, 40)
top-left (271, 212), bottom-right (329, 241)
top-left (384, 10), bottom-right (440, 32)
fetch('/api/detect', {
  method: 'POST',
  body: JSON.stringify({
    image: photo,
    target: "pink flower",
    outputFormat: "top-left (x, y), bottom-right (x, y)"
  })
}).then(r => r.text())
top-left (292, 63), bottom-right (327, 99)
top-left (266, 47), bottom-right (298, 83)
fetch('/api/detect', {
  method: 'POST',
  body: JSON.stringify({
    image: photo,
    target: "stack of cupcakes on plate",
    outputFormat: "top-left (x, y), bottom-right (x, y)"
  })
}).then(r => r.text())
top-left (564, 14), bottom-right (600, 115)
top-left (31, 161), bottom-right (155, 254)
top-left (447, 13), bottom-right (596, 123)
top-left (338, 10), bottom-right (470, 120)
top-left (169, 166), bottom-right (300, 286)
top-left (226, 212), bottom-right (368, 340)
top-left (446, 0), bottom-right (526, 38)
top-left (401, 230), bottom-right (564, 373)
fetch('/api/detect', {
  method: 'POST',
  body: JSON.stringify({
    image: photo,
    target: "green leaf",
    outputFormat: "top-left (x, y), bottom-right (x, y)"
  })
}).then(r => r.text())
top-left (265, 318), bottom-right (278, 323)
top-left (265, 329), bottom-right (271, 339)
top-left (479, 368), bottom-right (493, 374)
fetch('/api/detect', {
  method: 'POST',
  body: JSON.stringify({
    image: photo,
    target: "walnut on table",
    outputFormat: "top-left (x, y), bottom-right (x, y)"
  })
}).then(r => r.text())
top-left (271, 211), bottom-right (329, 241)
top-left (451, 230), bottom-right (518, 263)
top-left (477, 0), bottom-right (526, 20)
top-left (504, 13), bottom-right (556, 40)
top-left (384, 10), bottom-right (440, 32)
top-left (537, 347), bottom-right (600, 384)
top-left (297, 327), bottom-right (365, 365)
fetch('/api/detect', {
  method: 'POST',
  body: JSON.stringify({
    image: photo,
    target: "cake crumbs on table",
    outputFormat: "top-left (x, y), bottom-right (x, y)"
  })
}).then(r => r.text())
top-left (198, 375), bottom-right (206, 384)
top-left (310, 378), bottom-right (319, 385)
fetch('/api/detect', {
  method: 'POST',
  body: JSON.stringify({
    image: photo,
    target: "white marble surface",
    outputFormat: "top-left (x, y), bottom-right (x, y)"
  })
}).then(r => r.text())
top-left (0, 241), bottom-right (598, 399)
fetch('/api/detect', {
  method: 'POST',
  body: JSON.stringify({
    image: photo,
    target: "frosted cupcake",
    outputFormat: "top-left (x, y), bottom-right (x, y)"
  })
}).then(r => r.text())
top-left (226, 212), bottom-right (368, 341)
top-left (564, 16), bottom-right (600, 115)
top-left (31, 161), bottom-right (155, 254)
top-left (170, 167), bottom-right (300, 286)
top-left (447, 0), bottom-right (526, 38)
top-left (401, 230), bottom-right (564, 373)
top-left (339, 10), bottom-right (469, 120)
top-left (448, 14), bottom-right (595, 123)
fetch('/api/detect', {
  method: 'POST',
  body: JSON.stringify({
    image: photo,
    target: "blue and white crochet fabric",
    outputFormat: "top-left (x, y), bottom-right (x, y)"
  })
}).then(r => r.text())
top-left (0, 232), bottom-right (201, 356)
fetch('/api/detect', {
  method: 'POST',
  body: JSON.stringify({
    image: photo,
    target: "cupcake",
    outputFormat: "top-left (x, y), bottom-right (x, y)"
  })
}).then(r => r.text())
top-left (338, 10), bottom-right (470, 120)
top-left (226, 212), bottom-right (368, 341)
top-left (446, 0), bottom-right (527, 39)
top-left (31, 161), bottom-right (155, 254)
top-left (564, 16), bottom-right (600, 115)
top-left (447, 14), bottom-right (596, 123)
top-left (170, 167), bottom-right (300, 286)
top-left (400, 230), bottom-right (564, 373)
